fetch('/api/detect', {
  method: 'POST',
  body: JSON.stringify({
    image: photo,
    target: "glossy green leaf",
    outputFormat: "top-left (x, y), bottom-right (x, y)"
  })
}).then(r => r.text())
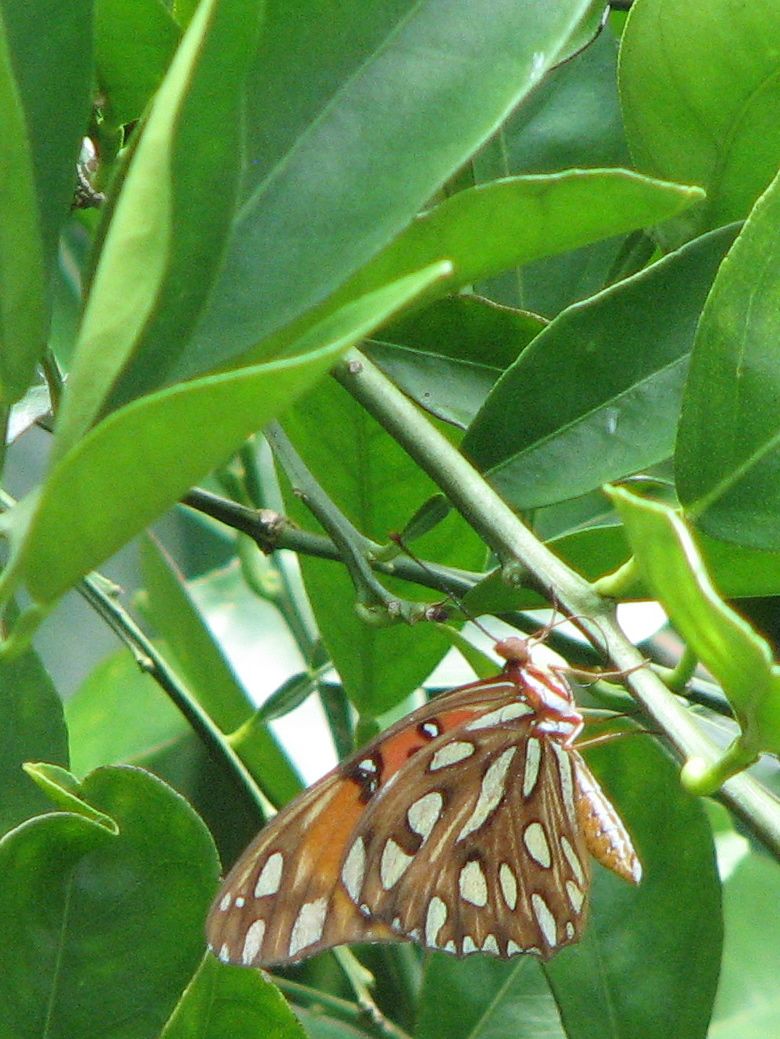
top-left (161, 955), bottom-right (305, 1039)
top-left (367, 296), bottom-right (546, 429)
top-left (710, 852), bottom-right (780, 1038)
top-left (477, 26), bottom-right (632, 314)
top-left (609, 487), bottom-right (780, 762)
top-left (0, 0), bottom-right (92, 402)
top-left (620, 0), bottom-right (780, 247)
top-left (300, 170), bottom-right (703, 362)
top-left (281, 378), bottom-right (485, 717)
top-left (0, 613), bottom-right (68, 835)
top-left (0, 264), bottom-right (444, 613)
top-left (545, 738), bottom-right (721, 1039)
top-left (54, 0), bottom-right (263, 456)
top-left (463, 224), bottom-right (737, 507)
top-left (0, 765), bottom-right (219, 1039)
top-left (66, 645), bottom-right (188, 776)
top-left (182, 0), bottom-right (609, 375)
top-left (677, 171), bottom-right (780, 550)
top-left (95, 0), bottom-right (181, 126)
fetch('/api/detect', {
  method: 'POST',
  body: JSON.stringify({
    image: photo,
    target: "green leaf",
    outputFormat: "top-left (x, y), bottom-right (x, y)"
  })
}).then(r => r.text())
top-left (367, 296), bottom-right (546, 429)
top-left (1, 263), bottom-right (443, 614)
top-left (476, 26), bottom-right (632, 314)
top-left (282, 170), bottom-right (704, 368)
top-left (66, 645), bottom-right (188, 776)
top-left (710, 852), bottom-right (780, 1038)
top-left (95, 0), bottom-right (181, 127)
top-left (608, 487), bottom-right (780, 769)
top-left (179, 1), bottom-right (631, 374)
top-left (676, 171), bottom-right (780, 550)
top-left (22, 762), bottom-right (118, 832)
top-left (0, 615), bottom-right (69, 836)
top-left (0, 765), bottom-right (220, 1039)
top-left (0, 0), bottom-right (92, 402)
top-left (54, 0), bottom-right (263, 455)
top-left (141, 536), bottom-right (253, 731)
top-left (417, 957), bottom-right (564, 1039)
top-left (545, 738), bottom-right (721, 1039)
top-left (140, 536), bottom-right (301, 805)
top-left (161, 955), bottom-right (305, 1039)
top-left (280, 378), bottom-right (485, 717)
top-left (620, 0), bottom-right (780, 247)
top-left (463, 224), bottom-right (737, 508)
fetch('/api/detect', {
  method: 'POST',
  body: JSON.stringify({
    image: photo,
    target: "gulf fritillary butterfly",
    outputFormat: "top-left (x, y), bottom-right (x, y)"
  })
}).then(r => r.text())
top-left (207, 636), bottom-right (641, 967)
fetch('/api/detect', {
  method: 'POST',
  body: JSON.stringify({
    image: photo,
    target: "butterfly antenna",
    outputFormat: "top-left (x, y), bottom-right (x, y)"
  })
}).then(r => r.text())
top-left (387, 531), bottom-right (499, 641)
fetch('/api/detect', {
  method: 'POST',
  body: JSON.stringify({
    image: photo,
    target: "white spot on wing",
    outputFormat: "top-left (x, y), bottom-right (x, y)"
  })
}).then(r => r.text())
top-left (341, 838), bottom-right (366, 902)
top-left (458, 859), bottom-right (488, 906)
top-left (523, 738), bottom-right (542, 798)
top-left (499, 863), bottom-right (518, 910)
top-left (254, 852), bottom-right (284, 897)
top-left (560, 835), bottom-right (586, 886)
top-left (289, 897), bottom-right (328, 957)
top-left (532, 893), bottom-right (557, 948)
top-left (407, 791), bottom-right (444, 840)
top-left (218, 943), bottom-right (230, 962)
top-left (457, 747), bottom-right (517, 841)
top-left (235, 896), bottom-right (245, 908)
top-left (566, 880), bottom-right (584, 914)
top-left (465, 702), bottom-right (532, 731)
top-left (481, 935), bottom-right (499, 954)
top-left (462, 935), bottom-right (478, 954)
top-left (219, 893), bottom-right (231, 911)
top-left (551, 743), bottom-right (576, 825)
top-left (380, 838), bottom-right (414, 890)
top-left (565, 921), bottom-right (575, 940)
top-left (425, 896), bottom-right (448, 946)
top-left (523, 821), bottom-right (552, 868)
top-left (507, 939), bottom-right (523, 956)
top-left (241, 919), bottom-right (266, 964)
top-left (430, 740), bottom-right (476, 771)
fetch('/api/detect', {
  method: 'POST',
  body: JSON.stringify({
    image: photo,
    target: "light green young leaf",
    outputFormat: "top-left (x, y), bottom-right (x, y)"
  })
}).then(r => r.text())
top-left (608, 487), bottom-right (780, 782)
top-left (0, 263), bottom-right (446, 620)
top-left (54, 0), bottom-right (263, 458)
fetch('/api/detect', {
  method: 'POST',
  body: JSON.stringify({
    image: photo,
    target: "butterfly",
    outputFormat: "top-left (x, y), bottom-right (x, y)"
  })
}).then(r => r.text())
top-left (207, 635), bottom-right (641, 968)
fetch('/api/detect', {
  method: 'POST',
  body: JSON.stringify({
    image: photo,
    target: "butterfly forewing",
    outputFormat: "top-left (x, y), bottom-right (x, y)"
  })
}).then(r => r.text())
top-left (346, 719), bottom-right (592, 958)
top-left (207, 674), bottom-right (523, 967)
top-left (207, 641), bottom-right (640, 968)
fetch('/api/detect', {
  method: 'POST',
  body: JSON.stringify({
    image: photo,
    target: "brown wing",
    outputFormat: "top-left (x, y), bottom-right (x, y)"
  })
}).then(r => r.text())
top-left (344, 721), bottom-right (593, 960)
top-left (206, 675), bottom-right (524, 967)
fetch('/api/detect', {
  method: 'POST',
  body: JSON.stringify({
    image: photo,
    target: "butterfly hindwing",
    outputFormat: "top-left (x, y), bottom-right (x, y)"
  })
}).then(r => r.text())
top-left (344, 717), bottom-right (592, 958)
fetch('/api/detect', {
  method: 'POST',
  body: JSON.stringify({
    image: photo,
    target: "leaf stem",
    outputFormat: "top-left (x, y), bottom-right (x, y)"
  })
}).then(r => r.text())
top-left (78, 573), bottom-right (267, 818)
